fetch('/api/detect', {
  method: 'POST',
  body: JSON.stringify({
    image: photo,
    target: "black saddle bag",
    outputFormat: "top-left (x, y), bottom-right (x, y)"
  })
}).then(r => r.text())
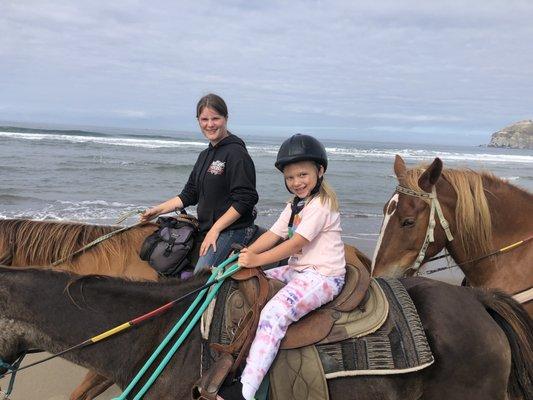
top-left (140, 214), bottom-right (199, 276)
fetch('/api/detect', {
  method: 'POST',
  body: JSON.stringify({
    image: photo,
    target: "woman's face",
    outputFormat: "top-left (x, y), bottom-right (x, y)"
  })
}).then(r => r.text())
top-left (283, 161), bottom-right (324, 198)
top-left (198, 107), bottom-right (228, 145)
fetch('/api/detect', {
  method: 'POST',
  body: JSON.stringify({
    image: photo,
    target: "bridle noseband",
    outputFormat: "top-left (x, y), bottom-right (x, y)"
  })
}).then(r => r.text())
top-left (395, 185), bottom-right (454, 274)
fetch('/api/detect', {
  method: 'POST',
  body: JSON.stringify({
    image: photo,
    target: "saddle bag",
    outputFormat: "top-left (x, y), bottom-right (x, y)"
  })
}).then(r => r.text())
top-left (140, 214), bottom-right (199, 276)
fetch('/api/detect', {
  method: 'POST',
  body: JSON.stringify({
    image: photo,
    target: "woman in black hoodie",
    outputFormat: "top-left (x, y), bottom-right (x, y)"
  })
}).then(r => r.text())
top-left (141, 94), bottom-right (258, 273)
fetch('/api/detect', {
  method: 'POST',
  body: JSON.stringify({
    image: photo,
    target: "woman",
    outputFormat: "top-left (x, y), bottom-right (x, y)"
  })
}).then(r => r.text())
top-left (141, 94), bottom-right (258, 273)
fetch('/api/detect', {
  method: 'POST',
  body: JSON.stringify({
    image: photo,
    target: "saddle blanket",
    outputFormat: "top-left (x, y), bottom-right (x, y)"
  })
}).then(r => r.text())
top-left (201, 277), bottom-right (434, 399)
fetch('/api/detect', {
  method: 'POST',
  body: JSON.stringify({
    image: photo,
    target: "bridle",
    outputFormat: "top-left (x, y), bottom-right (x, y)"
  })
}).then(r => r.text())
top-left (395, 185), bottom-right (454, 275)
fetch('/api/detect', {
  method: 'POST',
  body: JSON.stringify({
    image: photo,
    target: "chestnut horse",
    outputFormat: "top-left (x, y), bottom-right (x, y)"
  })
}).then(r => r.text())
top-left (0, 218), bottom-right (159, 280)
top-left (0, 218), bottom-right (160, 400)
top-left (372, 155), bottom-right (533, 316)
top-left (0, 267), bottom-right (531, 399)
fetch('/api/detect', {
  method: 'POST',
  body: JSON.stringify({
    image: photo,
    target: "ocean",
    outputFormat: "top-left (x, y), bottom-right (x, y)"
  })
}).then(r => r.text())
top-left (1, 126), bottom-right (532, 261)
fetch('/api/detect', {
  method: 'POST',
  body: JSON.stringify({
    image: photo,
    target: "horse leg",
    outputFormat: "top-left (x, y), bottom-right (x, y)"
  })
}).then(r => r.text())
top-left (69, 370), bottom-right (114, 400)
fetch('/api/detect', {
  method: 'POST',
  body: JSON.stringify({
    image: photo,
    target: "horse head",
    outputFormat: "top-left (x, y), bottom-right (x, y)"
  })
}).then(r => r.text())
top-left (371, 155), bottom-right (455, 277)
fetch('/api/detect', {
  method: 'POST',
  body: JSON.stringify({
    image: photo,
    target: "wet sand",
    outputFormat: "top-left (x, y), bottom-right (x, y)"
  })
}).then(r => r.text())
top-left (0, 355), bottom-right (121, 399)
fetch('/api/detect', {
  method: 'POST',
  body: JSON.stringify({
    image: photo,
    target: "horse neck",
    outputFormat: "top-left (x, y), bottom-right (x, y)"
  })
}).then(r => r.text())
top-left (446, 177), bottom-right (533, 290)
top-left (0, 269), bottom-right (203, 394)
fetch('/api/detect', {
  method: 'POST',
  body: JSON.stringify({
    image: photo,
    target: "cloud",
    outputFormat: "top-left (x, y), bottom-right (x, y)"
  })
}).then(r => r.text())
top-left (1, 0), bottom-right (532, 143)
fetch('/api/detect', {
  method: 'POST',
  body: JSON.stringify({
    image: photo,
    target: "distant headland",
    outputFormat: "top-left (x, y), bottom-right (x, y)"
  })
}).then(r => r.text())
top-left (488, 120), bottom-right (533, 149)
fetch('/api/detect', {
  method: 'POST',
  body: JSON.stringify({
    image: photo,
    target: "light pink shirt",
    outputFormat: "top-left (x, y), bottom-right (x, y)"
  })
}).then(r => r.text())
top-left (270, 197), bottom-right (346, 277)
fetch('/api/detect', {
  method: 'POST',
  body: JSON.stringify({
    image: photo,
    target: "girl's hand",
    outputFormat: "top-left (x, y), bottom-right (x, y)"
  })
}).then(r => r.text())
top-left (238, 247), bottom-right (261, 268)
top-left (200, 227), bottom-right (220, 256)
top-left (140, 207), bottom-right (160, 222)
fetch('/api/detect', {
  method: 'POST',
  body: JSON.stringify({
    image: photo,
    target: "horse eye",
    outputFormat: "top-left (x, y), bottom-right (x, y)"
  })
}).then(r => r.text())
top-left (401, 218), bottom-right (415, 228)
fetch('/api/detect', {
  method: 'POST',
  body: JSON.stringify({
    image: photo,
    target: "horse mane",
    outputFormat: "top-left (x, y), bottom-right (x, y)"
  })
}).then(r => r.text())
top-left (401, 166), bottom-right (495, 258)
top-left (0, 219), bottom-right (156, 274)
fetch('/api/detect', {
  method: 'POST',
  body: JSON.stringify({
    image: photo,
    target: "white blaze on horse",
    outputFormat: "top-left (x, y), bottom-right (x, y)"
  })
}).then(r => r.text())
top-left (372, 155), bottom-right (533, 316)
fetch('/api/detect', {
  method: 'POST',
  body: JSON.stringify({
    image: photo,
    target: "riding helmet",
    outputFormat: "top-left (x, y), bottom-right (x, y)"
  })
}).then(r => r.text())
top-left (275, 134), bottom-right (328, 172)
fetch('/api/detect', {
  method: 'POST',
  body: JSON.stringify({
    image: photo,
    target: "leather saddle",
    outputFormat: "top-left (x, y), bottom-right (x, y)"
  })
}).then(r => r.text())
top-left (192, 244), bottom-right (371, 400)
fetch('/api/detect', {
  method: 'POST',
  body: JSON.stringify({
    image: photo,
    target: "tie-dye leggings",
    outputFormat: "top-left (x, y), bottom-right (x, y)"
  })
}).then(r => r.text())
top-left (240, 265), bottom-right (345, 400)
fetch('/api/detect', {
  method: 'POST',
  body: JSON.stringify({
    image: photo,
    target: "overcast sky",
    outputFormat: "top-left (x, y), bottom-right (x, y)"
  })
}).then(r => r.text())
top-left (1, 0), bottom-right (532, 144)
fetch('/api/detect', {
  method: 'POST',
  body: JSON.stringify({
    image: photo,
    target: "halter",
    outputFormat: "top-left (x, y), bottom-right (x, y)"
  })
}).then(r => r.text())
top-left (395, 185), bottom-right (454, 274)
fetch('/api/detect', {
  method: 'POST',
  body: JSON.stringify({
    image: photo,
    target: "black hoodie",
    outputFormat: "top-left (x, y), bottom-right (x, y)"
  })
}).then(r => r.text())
top-left (178, 133), bottom-right (258, 233)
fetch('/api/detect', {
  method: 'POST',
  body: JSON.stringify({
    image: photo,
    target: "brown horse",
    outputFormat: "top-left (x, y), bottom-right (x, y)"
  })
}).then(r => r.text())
top-left (371, 155), bottom-right (533, 316)
top-left (0, 218), bottom-right (159, 280)
top-left (0, 218), bottom-right (160, 399)
top-left (0, 266), bottom-right (531, 399)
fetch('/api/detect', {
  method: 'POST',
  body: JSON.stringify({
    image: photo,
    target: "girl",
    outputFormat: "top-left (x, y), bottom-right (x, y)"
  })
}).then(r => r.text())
top-left (238, 134), bottom-right (346, 400)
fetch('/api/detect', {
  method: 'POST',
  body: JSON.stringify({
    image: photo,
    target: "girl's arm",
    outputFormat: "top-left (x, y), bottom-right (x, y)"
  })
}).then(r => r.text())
top-left (247, 230), bottom-right (283, 254)
top-left (238, 233), bottom-right (309, 268)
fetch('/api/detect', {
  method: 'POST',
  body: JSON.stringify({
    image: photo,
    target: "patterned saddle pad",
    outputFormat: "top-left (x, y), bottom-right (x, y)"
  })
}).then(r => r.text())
top-left (201, 277), bottom-right (433, 400)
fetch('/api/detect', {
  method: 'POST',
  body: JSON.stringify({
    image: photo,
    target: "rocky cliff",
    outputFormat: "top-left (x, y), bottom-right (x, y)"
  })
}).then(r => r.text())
top-left (488, 120), bottom-right (533, 149)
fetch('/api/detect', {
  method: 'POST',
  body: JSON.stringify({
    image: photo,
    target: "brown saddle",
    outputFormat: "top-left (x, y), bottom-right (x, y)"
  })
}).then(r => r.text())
top-left (192, 244), bottom-right (371, 400)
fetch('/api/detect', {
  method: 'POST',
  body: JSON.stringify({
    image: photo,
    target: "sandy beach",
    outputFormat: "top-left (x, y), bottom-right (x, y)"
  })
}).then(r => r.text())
top-left (0, 354), bottom-right (121, 399)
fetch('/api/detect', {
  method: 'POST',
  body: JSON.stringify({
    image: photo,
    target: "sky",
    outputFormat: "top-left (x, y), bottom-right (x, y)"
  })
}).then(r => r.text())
top-left (1, 0), bottom-right (533, 144)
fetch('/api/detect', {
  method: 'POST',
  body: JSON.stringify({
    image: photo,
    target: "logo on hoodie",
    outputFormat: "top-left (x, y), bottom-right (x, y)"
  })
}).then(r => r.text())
top-left (207, 160), bottom-right (225, 175)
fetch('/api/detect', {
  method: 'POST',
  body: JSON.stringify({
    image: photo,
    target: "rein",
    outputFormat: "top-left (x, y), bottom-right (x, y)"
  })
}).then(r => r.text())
top-left (423, 235), bottom-right (533, 273)
top-left (0, 349), bottom-right (42, 398)
top-left (51, 221), bottom-right (145, 266)
top-left (395, 185), bottom-right (454, 274)
top-left (0, 255), bottom-right (241, 397)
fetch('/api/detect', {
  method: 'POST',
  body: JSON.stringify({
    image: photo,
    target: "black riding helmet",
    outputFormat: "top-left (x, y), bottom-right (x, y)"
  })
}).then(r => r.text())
top-left (275, 134), bottom-right (328, 172)
top-left (275, 134), bottom-right (328, 199)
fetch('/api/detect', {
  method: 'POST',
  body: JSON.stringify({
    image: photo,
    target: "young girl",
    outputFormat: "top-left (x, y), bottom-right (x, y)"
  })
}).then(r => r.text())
top-left (238, 134), bottom-right (346, 400)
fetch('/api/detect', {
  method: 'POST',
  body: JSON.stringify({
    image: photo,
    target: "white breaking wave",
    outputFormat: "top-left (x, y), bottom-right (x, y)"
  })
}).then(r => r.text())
top-left (0, 131), bottom-right (206, 149)
top-left (2, 130), bottom-right (532, 164)
top-left (325, 146), bottom-right (533, 164)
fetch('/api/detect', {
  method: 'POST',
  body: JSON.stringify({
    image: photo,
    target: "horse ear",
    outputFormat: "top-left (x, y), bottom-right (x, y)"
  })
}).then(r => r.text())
top-left (418, 158), bottom-right (443, 192)
top-left (394, 155), bottom-right (407, 179)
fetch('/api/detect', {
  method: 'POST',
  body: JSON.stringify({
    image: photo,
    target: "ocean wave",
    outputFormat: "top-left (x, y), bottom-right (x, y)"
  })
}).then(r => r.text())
top-left (325, 146), bottom-right (533, 164)
top-left (0, 131), bottom-right (207, 149)
top-left (0, 194), bottom-right (42, 204)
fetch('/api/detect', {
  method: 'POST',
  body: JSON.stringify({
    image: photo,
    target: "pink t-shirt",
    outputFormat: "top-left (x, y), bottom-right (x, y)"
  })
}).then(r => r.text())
top-left (270, 197), bottom-right (346, 277)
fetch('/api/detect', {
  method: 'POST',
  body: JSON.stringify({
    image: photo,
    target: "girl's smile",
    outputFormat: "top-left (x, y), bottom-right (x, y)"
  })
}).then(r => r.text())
top-left (283, 161), bottom-right (323, 198)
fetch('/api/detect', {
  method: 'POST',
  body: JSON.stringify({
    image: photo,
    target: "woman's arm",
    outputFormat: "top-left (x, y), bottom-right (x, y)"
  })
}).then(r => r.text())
top-left (238, 233), bottom-right (309, 268)
top-left (199, 206), bottom-right (241, 256)
top-left (140, 196), bottom-right (184, 222)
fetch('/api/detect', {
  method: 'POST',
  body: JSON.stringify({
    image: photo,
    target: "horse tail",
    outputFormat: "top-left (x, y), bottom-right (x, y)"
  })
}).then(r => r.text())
top-left (476, 289), bottom-right (533, 400)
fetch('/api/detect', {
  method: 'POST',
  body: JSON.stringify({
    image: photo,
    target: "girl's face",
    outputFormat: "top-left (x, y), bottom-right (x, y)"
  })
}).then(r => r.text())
top-left (198, 107), bottom-right (228, 145)
top-left (283, 161), bottom-right (324, 198)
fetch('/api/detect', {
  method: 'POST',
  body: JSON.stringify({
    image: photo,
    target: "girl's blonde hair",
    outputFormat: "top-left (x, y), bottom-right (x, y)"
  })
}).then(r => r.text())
top-left (313, 177), bottom-right (339, 212)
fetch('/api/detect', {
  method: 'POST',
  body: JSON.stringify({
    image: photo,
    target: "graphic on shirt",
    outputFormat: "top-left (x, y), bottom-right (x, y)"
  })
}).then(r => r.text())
top-left (288, 213), bottom-right (303, 262)
top-left (207, 160), bottom-right (225, 175)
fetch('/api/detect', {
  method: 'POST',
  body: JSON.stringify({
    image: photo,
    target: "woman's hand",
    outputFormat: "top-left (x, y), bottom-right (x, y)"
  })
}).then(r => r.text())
top-left (140, 207), bottom-right (161, 222)
top-left (238, 247), bottom-right (261, 268)
top-left (199, 227), bottom-right (220, 256)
